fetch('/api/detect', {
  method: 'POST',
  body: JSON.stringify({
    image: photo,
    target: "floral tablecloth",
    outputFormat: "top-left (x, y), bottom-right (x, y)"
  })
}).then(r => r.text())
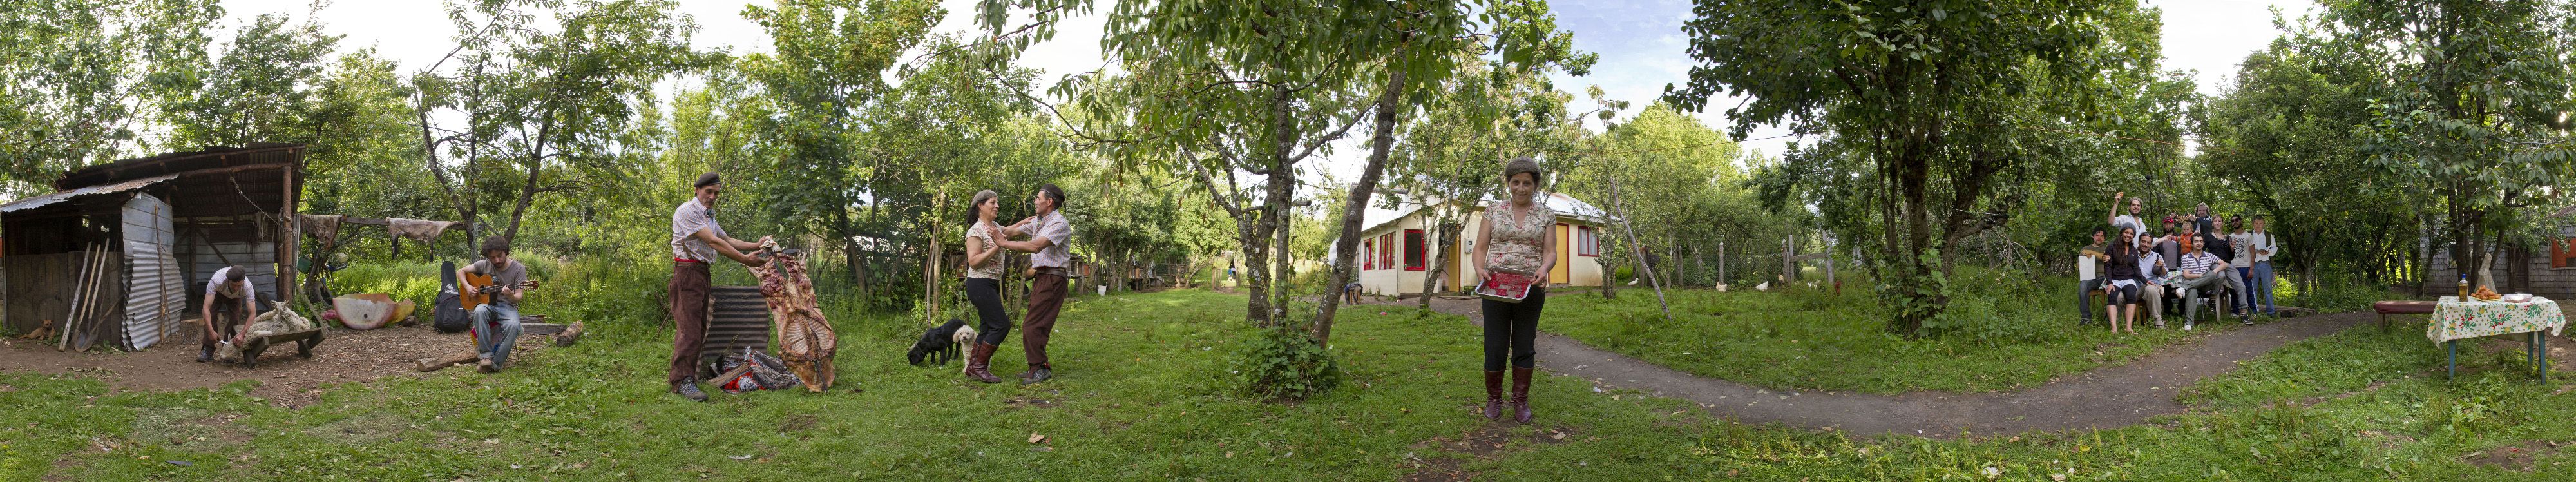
top-left (2428, 296), bottom-right (2568, 345)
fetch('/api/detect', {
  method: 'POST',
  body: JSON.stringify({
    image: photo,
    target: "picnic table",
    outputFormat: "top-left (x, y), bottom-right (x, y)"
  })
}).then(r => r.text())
top-left (2430, 296), bottom-right (2566, 380)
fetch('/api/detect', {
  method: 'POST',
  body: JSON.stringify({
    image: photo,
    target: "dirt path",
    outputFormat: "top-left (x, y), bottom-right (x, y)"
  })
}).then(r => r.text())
top-left (1351, 293), bottom-right (2399, 438)
top-left (0, 323), bottom-right (549, 409)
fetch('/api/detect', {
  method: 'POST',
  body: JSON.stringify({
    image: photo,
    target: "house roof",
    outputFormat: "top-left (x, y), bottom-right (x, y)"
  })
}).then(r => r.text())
top-left (1359, 191), bottom-right (1620, 235)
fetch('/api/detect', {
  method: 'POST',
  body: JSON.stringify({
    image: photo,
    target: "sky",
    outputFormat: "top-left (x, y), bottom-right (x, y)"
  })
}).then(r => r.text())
top-left (220, 0), bottom-right (2319, 192)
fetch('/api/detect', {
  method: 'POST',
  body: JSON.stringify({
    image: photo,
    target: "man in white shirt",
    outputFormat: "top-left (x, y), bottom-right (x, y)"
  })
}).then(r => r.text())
top-left (2107, 193), bottom-right (2146, 236)
top-left (198, 265), bottom-right (261, 363)
top-left (2237, 216), bottom-right (2282, 316)
top-left (665, 172), bottom-right (771, 402)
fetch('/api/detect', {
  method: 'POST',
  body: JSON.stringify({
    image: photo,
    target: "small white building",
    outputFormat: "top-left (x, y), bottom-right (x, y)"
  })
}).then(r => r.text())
top-left (1354, 193), bottom-right (1618, 296)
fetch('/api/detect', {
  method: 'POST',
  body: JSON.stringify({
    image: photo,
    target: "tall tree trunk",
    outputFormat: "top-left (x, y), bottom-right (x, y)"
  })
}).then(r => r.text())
top-left (1313, 69), bottom-right (1405, 347)
top-left (1418, 217), bottom-right (1458, 311)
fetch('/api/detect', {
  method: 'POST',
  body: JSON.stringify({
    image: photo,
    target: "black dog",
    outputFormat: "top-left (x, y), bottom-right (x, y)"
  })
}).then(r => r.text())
top-left (908, 318), bottom-right (969, 366)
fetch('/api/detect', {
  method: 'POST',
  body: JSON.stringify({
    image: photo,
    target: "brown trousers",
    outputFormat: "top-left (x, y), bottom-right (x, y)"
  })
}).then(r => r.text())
top-left (200, 295), bottom-right (247, 349)
top-left (1021, 273), bottom-right (1068, 369)
top-left (667, 260), bottom-right (712, 385)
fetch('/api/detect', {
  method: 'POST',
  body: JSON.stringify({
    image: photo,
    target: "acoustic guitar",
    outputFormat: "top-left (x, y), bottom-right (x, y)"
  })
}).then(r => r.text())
top-left (459, 271), bottom-right (540, 313)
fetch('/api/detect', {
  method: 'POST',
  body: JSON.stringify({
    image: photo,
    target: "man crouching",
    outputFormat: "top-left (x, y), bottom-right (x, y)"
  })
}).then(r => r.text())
top-left (199, 265), bottom-right (260, 363)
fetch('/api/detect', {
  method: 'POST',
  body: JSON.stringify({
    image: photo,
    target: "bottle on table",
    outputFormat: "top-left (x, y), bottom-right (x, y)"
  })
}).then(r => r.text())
top-left (2457, 274), bottom-right (2469, 300)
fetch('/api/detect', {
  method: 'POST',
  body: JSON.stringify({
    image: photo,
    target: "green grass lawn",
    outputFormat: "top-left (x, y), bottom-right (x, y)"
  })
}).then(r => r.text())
top-left (5, 272), bottom-right (2566, 481)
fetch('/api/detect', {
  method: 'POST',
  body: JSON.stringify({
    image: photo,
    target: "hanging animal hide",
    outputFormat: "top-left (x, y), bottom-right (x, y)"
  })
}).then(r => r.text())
top-left (294, 214), bottom-right (345, 247)
top-left (754, 249), bottom-right (835, 392)
top-left (386, 219), bottom-right (459, 257)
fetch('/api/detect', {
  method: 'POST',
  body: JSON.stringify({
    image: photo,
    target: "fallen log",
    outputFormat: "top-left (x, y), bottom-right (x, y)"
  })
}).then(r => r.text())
top-left (553, 322), bottom-right (584, 347)
top-left (414, 351), bottom-right (479, 372)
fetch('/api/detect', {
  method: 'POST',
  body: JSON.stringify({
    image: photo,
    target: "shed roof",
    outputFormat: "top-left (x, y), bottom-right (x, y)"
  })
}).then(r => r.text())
top-left (53, 142), bottom-right (301, 191)
top-left (0, 173), bottom-right (181, 213)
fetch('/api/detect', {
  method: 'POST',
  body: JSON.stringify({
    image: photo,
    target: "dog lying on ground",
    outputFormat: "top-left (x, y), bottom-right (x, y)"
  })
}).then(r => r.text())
top-left (15, 319), bottom-right (53, 340)
top-left (908, 318), bottom-right (972, 366)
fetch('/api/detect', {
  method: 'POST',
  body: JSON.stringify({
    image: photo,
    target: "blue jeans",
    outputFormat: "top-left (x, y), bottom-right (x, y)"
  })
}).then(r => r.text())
top-left (473, 303), bottom-right (524, 369)
top-left (2248, 262), bottom-right (2276, 314)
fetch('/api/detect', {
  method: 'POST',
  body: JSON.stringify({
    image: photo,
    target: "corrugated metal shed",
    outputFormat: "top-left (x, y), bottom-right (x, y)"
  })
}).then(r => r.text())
top-left (1, 144), bottom-right (302, 340)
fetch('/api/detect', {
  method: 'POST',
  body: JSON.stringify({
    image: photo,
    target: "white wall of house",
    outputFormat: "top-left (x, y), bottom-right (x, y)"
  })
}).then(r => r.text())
top-left (1357, 198), bottom-right (1609, 296)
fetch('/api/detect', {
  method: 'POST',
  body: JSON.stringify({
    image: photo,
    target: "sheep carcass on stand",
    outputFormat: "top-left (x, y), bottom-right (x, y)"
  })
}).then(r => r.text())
top-left (754, 247), bottom-right (836, 392)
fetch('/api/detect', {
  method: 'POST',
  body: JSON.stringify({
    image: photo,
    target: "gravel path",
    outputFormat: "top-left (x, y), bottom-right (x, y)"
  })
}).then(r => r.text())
top-left (1354, 292), bottom-right (2373, 438)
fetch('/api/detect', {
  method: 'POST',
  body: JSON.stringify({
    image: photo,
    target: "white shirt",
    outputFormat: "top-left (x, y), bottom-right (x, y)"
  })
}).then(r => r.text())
top-left (205, 267), bottom-right (257, 300)
top-left (2239, 231), bottom-right (2279, 264)
top-left (669, 198), bottom-right (728, 262)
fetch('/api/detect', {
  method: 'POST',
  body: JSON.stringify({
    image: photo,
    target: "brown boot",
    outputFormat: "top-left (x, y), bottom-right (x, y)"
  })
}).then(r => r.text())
top-left (963, 343), bottom-right (1004, 383)
top-left (1482, 370), bottom-right (1505, 420)
top-left (1509, 367), bottom-right (1534, 423)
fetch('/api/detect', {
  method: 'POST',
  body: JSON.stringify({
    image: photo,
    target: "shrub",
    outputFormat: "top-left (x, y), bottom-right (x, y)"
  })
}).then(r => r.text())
top-left (1222, 325), bottom-right (1342, 401)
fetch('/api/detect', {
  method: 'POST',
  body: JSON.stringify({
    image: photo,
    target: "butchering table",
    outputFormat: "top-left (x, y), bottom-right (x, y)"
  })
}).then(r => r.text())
top-left (2430, 296), bottom-right (2566, 380)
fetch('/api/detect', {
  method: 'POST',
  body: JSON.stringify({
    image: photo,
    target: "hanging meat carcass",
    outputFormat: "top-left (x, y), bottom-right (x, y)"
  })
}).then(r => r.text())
top-left (754, 247), bottom-right (835, 392)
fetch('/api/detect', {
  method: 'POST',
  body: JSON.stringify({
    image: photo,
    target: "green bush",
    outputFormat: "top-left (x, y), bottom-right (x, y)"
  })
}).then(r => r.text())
top-left (1222, 325), bottom-right (1342, 400)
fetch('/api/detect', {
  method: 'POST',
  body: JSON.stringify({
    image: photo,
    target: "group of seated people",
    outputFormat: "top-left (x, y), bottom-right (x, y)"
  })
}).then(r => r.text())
top-left (2078, 195), bottom-right (2284, 333)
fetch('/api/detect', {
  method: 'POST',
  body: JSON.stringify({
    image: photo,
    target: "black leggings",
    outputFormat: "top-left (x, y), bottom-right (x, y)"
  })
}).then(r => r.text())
top-left (1480, 285), bottom-right (1545, 371)
top-left (2105, 283), bottom-right (2140, 307)
top-left (965, 278), bottom-right (1012, 346)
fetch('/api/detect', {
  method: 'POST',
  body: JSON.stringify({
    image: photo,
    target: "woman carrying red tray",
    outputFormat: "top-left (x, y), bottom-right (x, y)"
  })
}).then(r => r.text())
top-left (1471, 157), bottom-right (1557, 424)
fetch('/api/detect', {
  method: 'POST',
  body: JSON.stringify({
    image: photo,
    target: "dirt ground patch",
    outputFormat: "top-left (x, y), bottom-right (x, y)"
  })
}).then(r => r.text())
top-left (1399, 423), bottom-right (1579, 481)
top-left (2463, 440), bottom-right (2568, 472)
top-left (0, 322), bottom-right (556, 409)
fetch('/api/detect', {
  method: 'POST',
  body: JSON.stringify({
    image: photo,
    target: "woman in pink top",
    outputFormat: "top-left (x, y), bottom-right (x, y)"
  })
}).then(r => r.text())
top-left (1471, 157), bottom-right (1558, 424)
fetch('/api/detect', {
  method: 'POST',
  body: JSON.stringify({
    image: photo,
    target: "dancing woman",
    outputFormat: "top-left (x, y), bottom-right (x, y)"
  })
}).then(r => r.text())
top-left (960, 191), bottom-right (1015, 383)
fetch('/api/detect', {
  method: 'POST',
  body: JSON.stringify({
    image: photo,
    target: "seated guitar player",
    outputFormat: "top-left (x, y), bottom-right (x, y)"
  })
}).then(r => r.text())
top-left (459, 235), bottom-right (534, 373)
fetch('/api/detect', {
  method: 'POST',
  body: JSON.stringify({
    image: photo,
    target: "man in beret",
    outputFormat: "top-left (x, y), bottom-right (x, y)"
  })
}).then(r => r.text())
top-left (666, 172), bottom-right (770, 401)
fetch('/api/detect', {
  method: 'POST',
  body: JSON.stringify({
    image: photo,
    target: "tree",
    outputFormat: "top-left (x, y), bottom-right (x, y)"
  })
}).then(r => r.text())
top-left (1665, 0), bottom-right (2143, 335)
top-left (0, 0), bottom-right (221, 186)
top-left (160, 12), bottom-right (340, 149)
top-left (409, 0), bottom-right (720, 244)
top-left (2339, 0), bottom-right (2576, 291)
top-left (739, 0), bottom-right (940, 289)
top-left (980, 0), bottom-right (1589, 347)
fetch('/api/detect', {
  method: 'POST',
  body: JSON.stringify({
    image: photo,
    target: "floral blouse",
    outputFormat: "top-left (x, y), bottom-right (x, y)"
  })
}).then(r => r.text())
top-left (1484, 197), bottom-right (1556, 274)
top-left (965, 222), bottom-right (1005, 280)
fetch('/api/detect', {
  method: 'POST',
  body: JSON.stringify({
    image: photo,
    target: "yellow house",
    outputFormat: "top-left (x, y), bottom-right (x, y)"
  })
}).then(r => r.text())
top-left (1353, 192), bottom-right (1617, 296)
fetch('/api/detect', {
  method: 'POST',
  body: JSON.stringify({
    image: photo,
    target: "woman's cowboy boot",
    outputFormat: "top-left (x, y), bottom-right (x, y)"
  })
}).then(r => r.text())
top-left (963, 343), bottom-right (1004, 383)
top-left (1482, 370), bottom-right (1506, 420)
top-left (1510, 367), bottom-right (1535, 423)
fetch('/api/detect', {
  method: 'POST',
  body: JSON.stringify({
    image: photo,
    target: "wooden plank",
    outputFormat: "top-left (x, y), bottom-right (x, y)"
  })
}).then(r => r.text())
top-left (1785, 253), bottom-right (1829, 262)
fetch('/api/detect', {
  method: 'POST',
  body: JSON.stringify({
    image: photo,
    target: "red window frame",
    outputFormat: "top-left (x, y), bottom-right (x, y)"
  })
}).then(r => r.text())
top-left (1380, 234), bottom-right (1395, 269)
top-left (1576, 226), bottom-right (1599, 257)
top-left (1404, 229), bottom-right (1427, 271)
top-left (1363, 239), bottom-right (1375, 269)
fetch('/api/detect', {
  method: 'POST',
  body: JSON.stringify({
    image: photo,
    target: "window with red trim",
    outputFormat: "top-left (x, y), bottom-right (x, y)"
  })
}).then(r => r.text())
top-left (1404, 229), bottom-right (1426, 270)
top-left (1363, 239), bottom-right (1375, 269)
top-left (1379, 233), bottom-right (1394, 269)
top-left (1577, 226), bottom-right (1599, 256)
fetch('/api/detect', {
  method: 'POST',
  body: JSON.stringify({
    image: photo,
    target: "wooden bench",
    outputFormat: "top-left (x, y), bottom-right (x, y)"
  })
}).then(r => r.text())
top-left (2372, 300), bottom-right (2437, 331)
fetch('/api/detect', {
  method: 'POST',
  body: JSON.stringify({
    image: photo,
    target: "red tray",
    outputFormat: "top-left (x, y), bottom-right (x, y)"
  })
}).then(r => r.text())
top-left (1475, 267), bottom-right (1538, 303)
